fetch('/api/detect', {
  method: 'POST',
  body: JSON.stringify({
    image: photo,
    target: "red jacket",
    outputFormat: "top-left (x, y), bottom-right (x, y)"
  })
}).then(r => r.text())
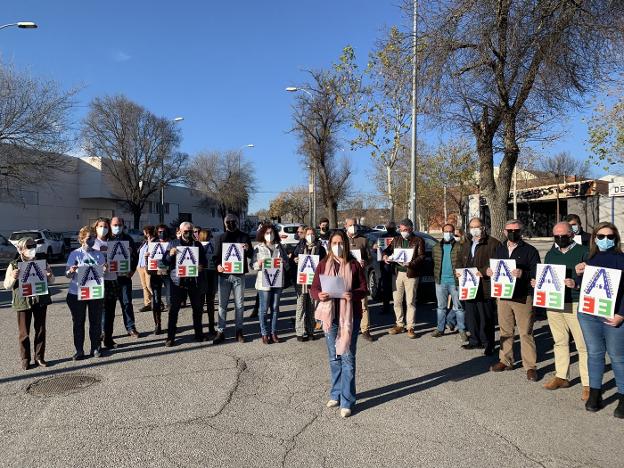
top-left (310, 258), bottom-right (368, 318)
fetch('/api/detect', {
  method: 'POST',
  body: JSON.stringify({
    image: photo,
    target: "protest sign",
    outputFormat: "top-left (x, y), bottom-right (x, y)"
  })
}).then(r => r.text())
top-left (297, 254), bottom-right (320, 285)
top-left (18, 260), bottom-right (48, 297)
top-left (262, 268), bottom-right (283, 288)
top-left (351, 249), bottom-right (362, 262)
top-left (490, 259), bottom-right (516, 299)
top-left (201, 241), bottom-right (216, 269)
top-left (222, 243), bottom-right (245, 274)
top-left (377, 237), bottom-right (394, 261)
top-left (77, 264), bottom-right (105, 301)
top-left (176, 246), bottom-right (199, 277)
top-left (262, 257), bottom-right (283, 269)
top-left (533, 264), bottom-right (566, 310)
top-left (107, 241), bottom-right (130, 274)
top-left (579, 266), bottom-right (622, 319)
top-left (456, 267), bottom-right (480, 300)
top-left (391, 248), bottom-right (413, 264)
top-left (148, 242), bottom-right (169, 270)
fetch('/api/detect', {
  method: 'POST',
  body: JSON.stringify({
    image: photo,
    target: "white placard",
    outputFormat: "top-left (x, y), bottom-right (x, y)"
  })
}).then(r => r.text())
top-left (18, 260), bottom-right (48, 297)
top-left (176, 246), bottom-right (199, 277)
top-left (579, 265), bottom-right (622, 319)
top-left (533, 263), bottom-right (566, 310)
top-left (490, 259), bottom-right (517, 299)
top-left (319, 274), bottom-right (346, 299)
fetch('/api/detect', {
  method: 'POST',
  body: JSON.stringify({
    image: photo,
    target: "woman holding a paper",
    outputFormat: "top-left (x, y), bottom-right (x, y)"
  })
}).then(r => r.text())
top-left (3, 237), bottom-right (55, 370)
top-left (575, 222), bottom-right (624, 418)
top-left (253, 224), bottom-right (289, 344)
top-left (310, 230), bottom-right (368, 418)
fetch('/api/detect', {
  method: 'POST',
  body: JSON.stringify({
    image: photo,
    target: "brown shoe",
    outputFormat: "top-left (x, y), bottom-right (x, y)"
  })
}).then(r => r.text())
top-left (388, 325), bottom-right (405, 335)
top-left (262, 335), bottom-right (270, 344)
top-left (361, 331), bottom-right (375, 342)
top-left (128, 329), bottom-right (140, 339)
top-left (271, 333), bottom-right (280, 344)
top-left (407, 328), bottom-right (416, 339)
top-left (236, 330), bottom-right (245, 344)
top-left (35, 359), bottom-right (48, 368)
top-left (543, 377), bottom-right (570, 390)
top-left (490, 362), bottom-right (513, 372)
top-left (21, 359), bottom-right (30, 371)
top-left (582, 386), bottom-right (590, 401)
top-left (526, 369), bottom-right (538, 381)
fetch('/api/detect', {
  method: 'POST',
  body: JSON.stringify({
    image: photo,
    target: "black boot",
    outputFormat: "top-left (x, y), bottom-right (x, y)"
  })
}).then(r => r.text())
top-left (614, 394), bottom-right (624, 419)
top-left (585, 388), bottom-right (603, 412)
top-left (153, 310), bottom-right (162, 335)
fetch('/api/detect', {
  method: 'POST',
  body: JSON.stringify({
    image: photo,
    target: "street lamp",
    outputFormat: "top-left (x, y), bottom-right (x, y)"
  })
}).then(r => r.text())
top-left (0, 22), bottom-right (38, 30)
top-left (159, 116), bottom-right (184, 224)
top-left (409, 0), bottom-right (419, 227)
top-left (285, 86), bottom-right (313, 97)
top-left (237, 144), bottom-right (254, 224)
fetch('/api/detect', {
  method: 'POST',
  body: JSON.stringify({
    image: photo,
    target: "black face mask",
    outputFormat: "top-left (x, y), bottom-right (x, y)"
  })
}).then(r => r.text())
top-left (182, 231), bottom-right (193, 242)
top-left (158, 232), bottom-right (166, 241)
top-left (554, 235), bottom-right (571, 249)
top-left (225, 221), bottom-right (237, 232)
top-left (506, 231), bottom-right (521, 243)
top-left (386, 228), bottom-right (396, 236)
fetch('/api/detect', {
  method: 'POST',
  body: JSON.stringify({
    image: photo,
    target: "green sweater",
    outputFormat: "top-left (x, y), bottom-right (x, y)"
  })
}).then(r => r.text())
top-left (544, 243), bottom-right (588, 304)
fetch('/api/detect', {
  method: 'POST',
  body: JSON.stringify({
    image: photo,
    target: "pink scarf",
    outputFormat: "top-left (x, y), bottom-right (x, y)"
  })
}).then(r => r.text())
top-left (315, 258), bottom-right (353, 355)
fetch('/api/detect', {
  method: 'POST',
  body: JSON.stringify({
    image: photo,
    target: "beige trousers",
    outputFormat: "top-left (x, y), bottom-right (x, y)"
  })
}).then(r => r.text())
top-left (497, 297), bottom-right (537, 370)
top-left (547, 303), bottom-right (589, 386)
top-left (393, 272), bottom-right (419, 329)
top-left (137, 266), bottom-right (152, 306)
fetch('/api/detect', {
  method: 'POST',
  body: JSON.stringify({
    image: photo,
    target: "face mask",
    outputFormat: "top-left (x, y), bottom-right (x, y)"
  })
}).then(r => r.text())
top-left (320, 226), bottom-right (328, 233)
top-left (97, 226), bottom-right (108, 238)
top-left (506, 231), bottom-right (521, 243)
top-left (86, 237), bottom-right (96, 249)
top-left (347, 225), bottom-right (356, 235)
top-left (400, 231), bottom-right (410, 239)
top-left (554, 236), bottom-right (571, 249)
top-left (23, 248), bottom-right (36, 260)
top-left (182, 231), bottom-right (193, 242)
top-left (158, 232), bottom-right (166, 241)
top-left (264, 232), bottom-right (274, 243)
top-left (331, 244), bottom-right (343, 257)
top-left (596, 237), bottom-right (615, 252)
top-left (470, 227), bottom-right (482, 238)
top-left (571, 225), bottom-right (580, 234)
top-left (111, 226), bottom-right (122, 236)
top-left (443, 232), bottom-right (454, 242)
top-left (306, 234), bottom-right (315, 244)
top-left (225, 221), bottom-right (237, 232)
top-left (386, 228), bottom-right (396, 236)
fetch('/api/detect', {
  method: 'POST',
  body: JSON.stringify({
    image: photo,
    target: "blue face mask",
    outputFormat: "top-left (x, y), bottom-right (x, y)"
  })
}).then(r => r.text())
top-left (596, 237), bottom-right (615, 252)
top-left (86, 237), bottom-right (96, 249)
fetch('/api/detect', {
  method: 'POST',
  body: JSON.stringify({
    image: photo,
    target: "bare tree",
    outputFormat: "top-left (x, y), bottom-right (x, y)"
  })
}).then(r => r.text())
top-left (0, 61), bottom-right (78, 189)
top-left (188, 150), bottom-right (256, 222)
top-left (267, 186), bottom-right (310, 224)
top-left (415, 0), bottom-right (624, 237)
top-left (82, 95), bottom-right (187, 229)
top-left (540, 151), bottom-right (590, 182)
top-left (291, 69), bottom-right (353, 228)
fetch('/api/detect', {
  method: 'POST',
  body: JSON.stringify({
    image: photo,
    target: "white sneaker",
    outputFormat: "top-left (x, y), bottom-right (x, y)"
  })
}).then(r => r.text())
top-left (340, 408), bottom-right (352, 418)
top-left (326, 399), bottom-right (339, 408)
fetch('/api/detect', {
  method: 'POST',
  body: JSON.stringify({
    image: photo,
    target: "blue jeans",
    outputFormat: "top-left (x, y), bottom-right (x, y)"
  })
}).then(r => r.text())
top-left (435, 283), bottom-right (465, 332)
top-left (258, 288), bottom-right (283, 336)
top-left (578, 313), bottom-right (624, 393)
top-left (217, 274), bottom-right (245, 332)
top-left (117, 276), bottom-right (136, 331)
top-left (325, 316), bottom-right (361, 410)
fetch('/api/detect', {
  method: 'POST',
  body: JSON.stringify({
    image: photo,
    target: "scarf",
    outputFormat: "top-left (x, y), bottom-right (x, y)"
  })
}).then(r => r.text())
top-left (315, 257), bottom-right (353, 355)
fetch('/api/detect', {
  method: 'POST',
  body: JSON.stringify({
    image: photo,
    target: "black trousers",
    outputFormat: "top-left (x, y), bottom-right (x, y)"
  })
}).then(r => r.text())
top-left (464, 298), bottom-right (497, 352)
top-left (167, 284), bottom-right (204, 341)
top-left (67, 293), bottom-right (103, 355)
top-left (381, 263), bottom-right (394, 313)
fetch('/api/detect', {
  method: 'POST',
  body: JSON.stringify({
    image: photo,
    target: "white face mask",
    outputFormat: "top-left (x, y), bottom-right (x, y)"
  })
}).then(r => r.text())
top-left (331, 244), bottom-right (343, 257)
top-left (111, 225), bottom-right (122, 236)
top-left (470, 227), bottom-right (482, 238)
top-left (571, 225), bottom-right (580, 234)
top-left (443, 232), bottom-right (454, 242)
top-left (264, 232), bottom-right (274, 243)
top-left (305, 234), bottom-right (315, 244)
top-left (97, 226), bottom-right (108, 238)
top-left (400, 231), bottom-right (410, 239)
top-left (23, 248), bottom-right (37, 260)
top-left (347, 225), bottom-right (356, 236)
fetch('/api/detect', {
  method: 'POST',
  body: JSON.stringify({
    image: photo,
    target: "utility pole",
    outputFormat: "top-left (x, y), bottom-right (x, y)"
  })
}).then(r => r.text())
top-left (409, 0), bottom-right (418, 226)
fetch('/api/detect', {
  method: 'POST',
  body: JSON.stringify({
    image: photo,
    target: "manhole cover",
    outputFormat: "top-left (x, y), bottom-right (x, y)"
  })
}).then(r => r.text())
top-left (26, 373), bottom-right (100, 397)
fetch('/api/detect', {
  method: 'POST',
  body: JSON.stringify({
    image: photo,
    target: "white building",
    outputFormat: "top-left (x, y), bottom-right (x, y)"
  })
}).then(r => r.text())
top-left (0, 154), bottom-right (225, 236)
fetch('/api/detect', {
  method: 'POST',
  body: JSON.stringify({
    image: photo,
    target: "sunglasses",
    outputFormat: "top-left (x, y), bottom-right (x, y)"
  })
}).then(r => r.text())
top-left (506, 229), bottom-right (522, 233)
top-left (183, 231), bottom-right (193, 235)
top-left (554, 235), bottom-right (570, 240)
top-left (596, 234), bottom-right (616, 240)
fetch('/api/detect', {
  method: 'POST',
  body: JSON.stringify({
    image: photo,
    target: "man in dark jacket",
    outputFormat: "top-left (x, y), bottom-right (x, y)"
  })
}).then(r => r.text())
top-left (458, 218), bottom-right (501, 355)
top-left (109, 217), bottom-right (140, 338)
top-left (565, 214), bottom-right (591, 247)
top-left (161, 221), bottom-right (208, 346)
top-left (487, 219), bottom-right (541, 381)
top-left (383, 218), bottom-right (426, 339)
top-left (214, 214), bottom-right (253, 345)
top-left (432, 223), bottom-right (466, 340)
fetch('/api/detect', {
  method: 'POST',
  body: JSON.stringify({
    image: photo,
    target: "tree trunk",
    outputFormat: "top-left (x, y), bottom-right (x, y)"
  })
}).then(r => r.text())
top-left (327, 199), bottom-right (338, 228)
top-left (386, 164), bottom-right (395, 221)
top-left (133, 209), bottom-right (141, 230)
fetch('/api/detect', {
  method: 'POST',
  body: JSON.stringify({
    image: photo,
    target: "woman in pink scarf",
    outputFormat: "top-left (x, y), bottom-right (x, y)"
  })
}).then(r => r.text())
top-left (310, 230), bottom-right (368, 418)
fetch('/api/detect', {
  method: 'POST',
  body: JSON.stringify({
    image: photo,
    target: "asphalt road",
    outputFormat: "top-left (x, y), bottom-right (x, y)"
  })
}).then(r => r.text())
top-left (1, 238), bottom-right (621, 467)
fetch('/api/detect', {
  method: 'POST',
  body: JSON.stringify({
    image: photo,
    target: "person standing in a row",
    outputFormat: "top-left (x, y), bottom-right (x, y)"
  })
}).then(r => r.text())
top-left (576, 222), bottom-right (624, 418)
top-left (198, 228), bottom-right (218, 337)
top-left (92, 217), bottom-right (118, 349)
top-left (137, 225), bottom-right (154, 313)
top-left (214, 214), bottom-right (253, 345)
top-left (66, 227), bottom-right (106, 360)
top-left (145, 224), bottom-right (172, 335)
top-left (458, 218), bottom-right (500, 356)
top-left (3, 237), bottom-right (55, 370)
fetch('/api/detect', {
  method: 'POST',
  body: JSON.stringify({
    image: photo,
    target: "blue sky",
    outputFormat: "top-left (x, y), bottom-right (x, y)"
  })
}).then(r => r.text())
top-left (2, 1), bottom-right (598, 212)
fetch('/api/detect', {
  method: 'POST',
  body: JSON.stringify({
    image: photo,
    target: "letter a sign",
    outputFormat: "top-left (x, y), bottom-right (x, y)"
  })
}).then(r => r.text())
top-left (18, 260), bottom-right (49, 297)
top-left (533, 264), bottom-right (566, 310)
top-left (148, 242), bottom-right (169, 270)
top-left (77, 264), bottom-right (105, 301)
top-left (490, 259), bottom-right (516, 299)
top-left (297, 254), bottom-right (319, 285)
top-left (456, 267), bottom-right (480, 300)
top-left (108, 241), bottom-right (130, 274)
top-left (579, 266), bottom-right (622, 319)
top-left (222, 243), bottom-right (245, 274)
top-left (177, 246), bottom-right (199, 277)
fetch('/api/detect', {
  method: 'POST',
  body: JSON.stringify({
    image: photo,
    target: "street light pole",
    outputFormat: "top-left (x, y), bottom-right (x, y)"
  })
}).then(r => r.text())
top-left (409, 0), bottom-right (419, 227)
top-left (160, 116), bottom-right (184, 224)
top-left (238, 144), bottom-right (254, 226)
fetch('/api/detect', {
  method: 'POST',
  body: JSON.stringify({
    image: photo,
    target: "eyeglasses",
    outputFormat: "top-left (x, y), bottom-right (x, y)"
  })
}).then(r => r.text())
top-left (596, 234), bottom-right (616, 240)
